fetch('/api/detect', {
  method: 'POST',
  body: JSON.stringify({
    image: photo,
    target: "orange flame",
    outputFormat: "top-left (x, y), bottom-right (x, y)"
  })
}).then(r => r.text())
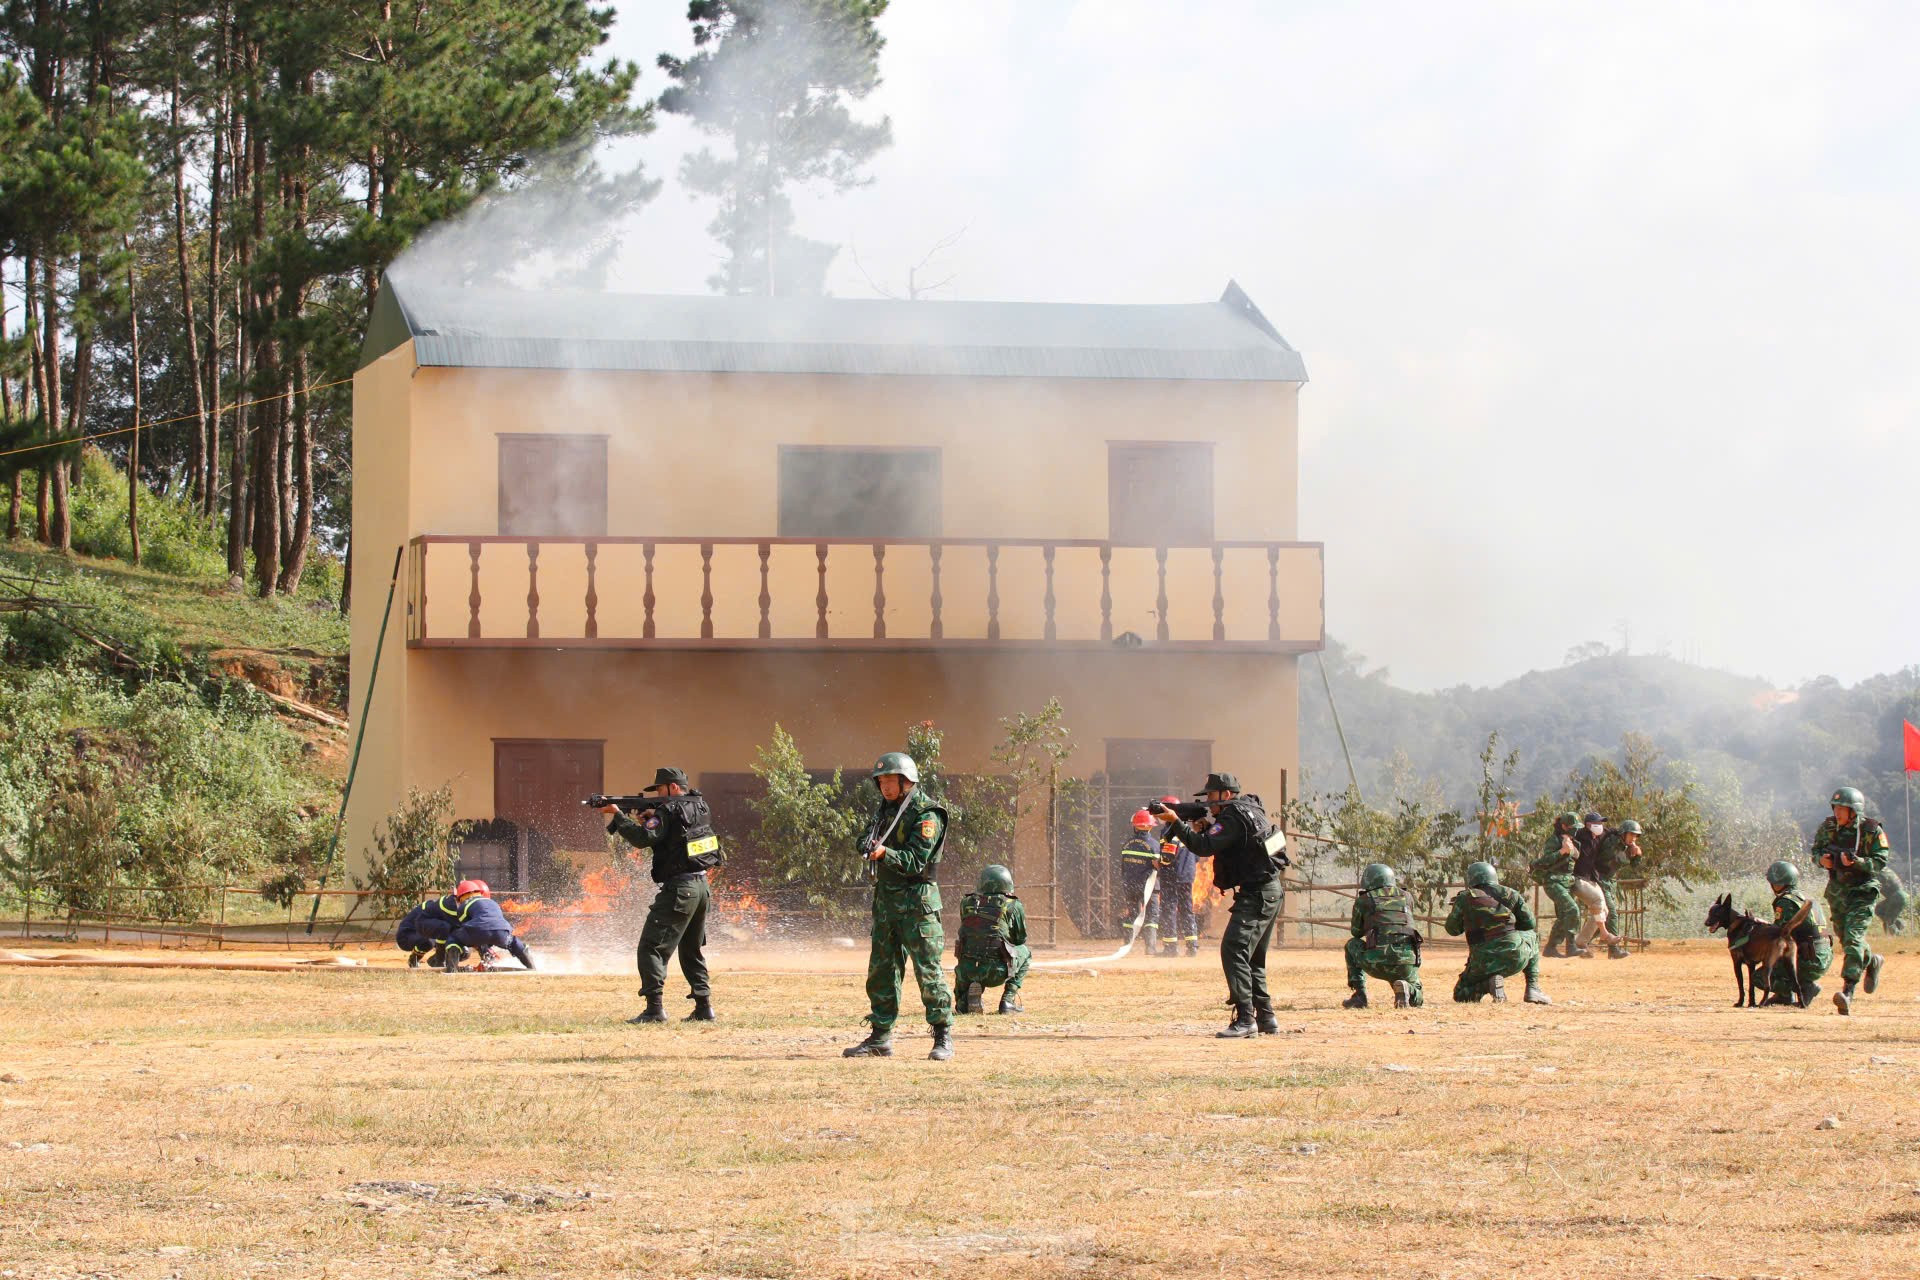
top-left (709, 870), bottom-right (773, 937)
top-left (502, 866), bottom-right (633, 940)
top-left (1190, 858), bottom-right (1216, 913)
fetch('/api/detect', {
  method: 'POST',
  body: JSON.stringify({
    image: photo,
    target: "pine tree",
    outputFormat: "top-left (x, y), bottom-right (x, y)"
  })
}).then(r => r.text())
top-left (659, 0), bottom-right (892, 296)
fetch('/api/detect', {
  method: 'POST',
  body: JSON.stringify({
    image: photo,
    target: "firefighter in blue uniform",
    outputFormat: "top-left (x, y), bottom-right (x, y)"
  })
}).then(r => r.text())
top-left (441, 880), bottom-right (536, 972)
top-left (1117, 809), bottom-right (1163, 949)
top-left (395, 892), bottom-right (461, 967)
top-left (1155, 798), bottom-right (1200, 955)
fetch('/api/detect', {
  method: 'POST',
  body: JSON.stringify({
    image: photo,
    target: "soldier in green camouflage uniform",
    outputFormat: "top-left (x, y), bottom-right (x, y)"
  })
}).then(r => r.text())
top-left (954, 864), bottom-right (1031, 1014)
top-left (1813, 786), bottom-right (1890, 1015)
top-left (1444, 862), bottom-right (1550, 1004)
top-left (1875, 868), bottom-right (1910, 936)
top-left (843, 752), bottom-right (957, 1060)
top-left (1531, 811), bottom-right (1585, 957)
top-left (1762, 859), bottom-right (1830, 1008)
top-left (1341, 862), bottom-right (1423, 1009)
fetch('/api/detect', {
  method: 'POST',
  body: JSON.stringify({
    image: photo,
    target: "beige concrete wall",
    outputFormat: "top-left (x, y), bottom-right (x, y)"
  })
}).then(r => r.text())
top-left (406, 368), bottom-right (1300, 542)
top-left (344, 343), bottom-right (416, 876)
top-left (397, 647), bottom-right (1302, 885)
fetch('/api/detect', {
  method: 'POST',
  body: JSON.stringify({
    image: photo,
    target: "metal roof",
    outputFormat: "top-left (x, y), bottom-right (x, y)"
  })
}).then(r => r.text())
top-left (358, 277), bottom-right (1306, 383)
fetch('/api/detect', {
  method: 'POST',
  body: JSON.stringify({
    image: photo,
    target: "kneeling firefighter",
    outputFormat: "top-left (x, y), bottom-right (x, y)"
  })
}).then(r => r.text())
top-left (954, 864), bottom-right (1031, 1014)
top-left (442, 880), bottom-right (536, 972)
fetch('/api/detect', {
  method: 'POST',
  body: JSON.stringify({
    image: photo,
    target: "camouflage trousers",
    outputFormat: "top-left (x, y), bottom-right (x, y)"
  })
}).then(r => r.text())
top-left (1600, 879), bottom-right (1625, 945)
top-left (1767, 934), bottom-right (1832, 1004)
top-left (1343, 936), bottom-right (1423, 1006)
top-left (865, 890), bottom-right (953, 1030)
top-left (1537, 876), bottom-right (1581, 949)
top-left (1825, 883), bottom-right (1881, 986)
top-left (955, 943), bottom-right (1031, 995)
top-left (1453, 930), bottom-right (1541, 1002)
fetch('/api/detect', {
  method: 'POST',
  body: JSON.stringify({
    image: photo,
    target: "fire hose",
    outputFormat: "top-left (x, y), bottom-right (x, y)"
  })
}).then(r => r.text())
top-left (1029, 869), bottom-right (1164, 970)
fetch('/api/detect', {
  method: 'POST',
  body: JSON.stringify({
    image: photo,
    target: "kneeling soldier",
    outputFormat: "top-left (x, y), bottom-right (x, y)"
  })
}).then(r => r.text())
top-left (1343, 862), bottom-right (1423, 1009)
top-left (442, 880), bottom-right (535, 972)
top-left (1445, 862), bottom-right (1549, 1005)
top-left (954, 864), bottom-right (1031, 1014)
top-left (844, 752), bottom-right (956, 1061)
top-left (1763, 859), bottom-right (1830, 1008)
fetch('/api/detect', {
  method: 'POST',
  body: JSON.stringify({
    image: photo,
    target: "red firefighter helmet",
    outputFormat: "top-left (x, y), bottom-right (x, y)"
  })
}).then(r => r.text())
top-left (1159, 795), bottom-right (1180, 805)
top-left (454, 879), bottom-right (491, 900)
top-left (1131, 809), bottom-right (1154, 830)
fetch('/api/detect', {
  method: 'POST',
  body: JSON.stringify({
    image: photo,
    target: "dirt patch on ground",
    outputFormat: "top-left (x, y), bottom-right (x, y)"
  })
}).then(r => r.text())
top-left (1, 940), bottom-right (1916, 1278)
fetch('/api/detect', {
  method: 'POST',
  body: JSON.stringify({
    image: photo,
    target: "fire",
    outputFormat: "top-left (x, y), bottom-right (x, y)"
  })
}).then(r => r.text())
top-left (502, 866), bottom-right (634, 941)
top-left (1190, 857), bottom-right (1216, 913)
top-left (709, 871), bottom-right (773, 937)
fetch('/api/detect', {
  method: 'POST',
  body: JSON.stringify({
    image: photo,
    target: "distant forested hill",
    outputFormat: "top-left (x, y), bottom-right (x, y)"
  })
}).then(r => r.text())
top-left (1301, 640), bottom-right (1920, 841)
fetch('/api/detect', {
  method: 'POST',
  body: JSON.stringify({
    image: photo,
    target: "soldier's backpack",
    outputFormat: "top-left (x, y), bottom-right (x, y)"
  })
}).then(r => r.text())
top-left (958, 891), bottom-right (1017, 964)
top-left (1363, 889), bottom-right (1420, 949)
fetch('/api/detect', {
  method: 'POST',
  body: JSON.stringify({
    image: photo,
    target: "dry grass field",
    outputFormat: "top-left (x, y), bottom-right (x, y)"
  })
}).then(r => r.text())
top-left (3, 939), bottom-right (1919, 1280)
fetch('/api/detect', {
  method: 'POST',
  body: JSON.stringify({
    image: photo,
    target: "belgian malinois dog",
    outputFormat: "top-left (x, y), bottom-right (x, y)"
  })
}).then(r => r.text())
top-left (1704, 894), bottom-right (1811, 1007)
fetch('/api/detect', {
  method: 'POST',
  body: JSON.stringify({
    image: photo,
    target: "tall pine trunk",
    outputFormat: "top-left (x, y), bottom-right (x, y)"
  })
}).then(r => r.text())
top-left (1, 276), bottom-right (17, 541)
top-left (126, 234), bottom-right (142, 564)
top-left (170, 75), bottom-right (209, 510)
top-left (40, 255), bottom-right (69, 553)
top-left (25, 254), bottom-right (50, 544)
top-left (203, 13), bottom-right (226, 523)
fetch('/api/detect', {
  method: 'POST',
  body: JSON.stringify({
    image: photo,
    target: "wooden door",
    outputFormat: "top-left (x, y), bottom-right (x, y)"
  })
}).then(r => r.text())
top-left (1108, 442), bottom-right (1213, 545)
top-left (493, 739), bottom-right (606, 851)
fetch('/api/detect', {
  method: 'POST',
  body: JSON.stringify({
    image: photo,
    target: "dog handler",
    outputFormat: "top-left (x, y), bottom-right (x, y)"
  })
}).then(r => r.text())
top-left (1763, 860), bottom-right (1830, 1008)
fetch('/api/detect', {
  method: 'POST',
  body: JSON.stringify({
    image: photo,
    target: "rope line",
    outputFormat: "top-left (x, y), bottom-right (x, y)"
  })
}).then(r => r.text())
top-left (0, 376), bottom-right (353, 462)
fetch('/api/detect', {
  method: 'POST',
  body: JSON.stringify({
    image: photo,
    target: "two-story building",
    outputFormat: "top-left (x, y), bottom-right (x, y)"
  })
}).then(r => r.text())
top-left (348, 278), bottom-right (1322, 936)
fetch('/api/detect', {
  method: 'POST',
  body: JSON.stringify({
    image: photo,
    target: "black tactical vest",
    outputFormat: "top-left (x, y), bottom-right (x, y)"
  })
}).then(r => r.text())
top-left (958, 891), bottom-right (1016, 962)
top-left (647, 792), bottom-right (723, 882)
top-left (1210, 794), bottom-right (1284, 890)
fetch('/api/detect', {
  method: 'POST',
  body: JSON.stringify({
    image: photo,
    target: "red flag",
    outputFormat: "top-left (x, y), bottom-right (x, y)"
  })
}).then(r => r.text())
top-left (1906, 719), bottom-right (1920, 773)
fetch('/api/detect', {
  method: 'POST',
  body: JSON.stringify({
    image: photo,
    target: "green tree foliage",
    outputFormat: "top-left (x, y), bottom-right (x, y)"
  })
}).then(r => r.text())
top-left (351, 783), bottom-right (459, 907)
top-left (658, 0), bottom-right (892, 295)
top-left (749, 722), bottom-right (862, 917)
top-left (1560, 732), bottom-right (1713, 903)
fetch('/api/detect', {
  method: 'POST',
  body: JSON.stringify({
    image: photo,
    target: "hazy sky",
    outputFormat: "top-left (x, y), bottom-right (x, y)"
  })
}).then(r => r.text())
top-left (595, 2), bottom-right (1920, 691)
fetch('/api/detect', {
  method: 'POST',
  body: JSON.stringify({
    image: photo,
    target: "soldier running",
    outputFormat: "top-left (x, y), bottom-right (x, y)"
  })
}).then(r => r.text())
top-left (1444, 862), bottom-right (1550, 1005)
top-left (1814, 786), bottom-right (1890, 1015)
top-left (954, 864), bottom-right (1031, 1015)
top-left (844, 752), bottom-right (957, 1061)
top-left (1342, 862), bottom-right (1424, 1008)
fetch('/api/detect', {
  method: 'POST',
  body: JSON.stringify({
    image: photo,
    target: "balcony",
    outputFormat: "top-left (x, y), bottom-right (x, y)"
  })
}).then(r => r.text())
top-left (404, 536), bottom-right (1324, 653)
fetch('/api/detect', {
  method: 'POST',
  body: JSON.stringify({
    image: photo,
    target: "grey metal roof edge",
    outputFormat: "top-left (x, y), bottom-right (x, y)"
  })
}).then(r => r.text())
top-left (410, 335), bottom-right (1307, 383)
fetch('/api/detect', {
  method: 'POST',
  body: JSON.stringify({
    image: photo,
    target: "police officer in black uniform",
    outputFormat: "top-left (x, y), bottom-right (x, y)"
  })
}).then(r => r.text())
top-left (599, 766), bottom-right (724, 1024)
top-left (1149, 771), bottom-right (1288, 1039)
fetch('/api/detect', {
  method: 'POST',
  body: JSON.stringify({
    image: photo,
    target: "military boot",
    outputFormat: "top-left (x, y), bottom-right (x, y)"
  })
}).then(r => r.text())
top-left (1391, 980), bottom-right (1411, 1009)
top-left (1572, 945), bottom-right (1595, 958)
top-left (1216, 1003), bottom-right (1258, 1038)
top-left (1834, 985), bottom-right (1854, 1016)
top-left (1489, 974), bottom-right (1508, 1003)
top-left (928, 1026), bottom-right (954, 1061)
top-left (1799, 980), bottom-right (1821, 1008)
top-left (997, 989), bottom-right (1023, 1014)
top-left (961, 981), bottom-right (984, 1015)
top-left (1341, 986), bottom-right (1369, 1010)
top-left (1608, 942), bottom-right (1630, 959)
top-left (1864, 954), bottom-right (1884, 995)
top-left (843, 1026), bottom-right (894, 1057)
top-left (629, 993), bottom-right (667, 1024)
top-left (1253, 999), bottom-right (1279, 1035)
top-left (1524, 981), bottom-right (1551, 1005)
top-left (684, 995), bottom-right (716, 1022)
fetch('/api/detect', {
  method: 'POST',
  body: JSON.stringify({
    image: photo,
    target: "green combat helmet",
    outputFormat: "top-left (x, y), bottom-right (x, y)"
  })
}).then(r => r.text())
top-left (1766, 860), bottom-right (1799, 891)
top-left (1464, 861), bottom-right (1500, 889)
top-left (977, 864), bottom-right (1014, 894)
top-left (1617, 820), bottom-right (1643, 835)
top-left (870, 751), bottom-right (919, 784)
top-left (1830, 786), bottom-right (1865, 812)
top-left (1361, 863), bottom-right (1396, 892)
top-left (1556, 811), bottom-right (1580, 829)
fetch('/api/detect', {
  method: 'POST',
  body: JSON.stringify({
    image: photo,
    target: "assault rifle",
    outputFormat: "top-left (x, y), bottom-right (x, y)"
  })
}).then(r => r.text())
top-left (1145, 799), bottom-right (1208, 822)
top-left (583, 793), bottom-right (673, 814)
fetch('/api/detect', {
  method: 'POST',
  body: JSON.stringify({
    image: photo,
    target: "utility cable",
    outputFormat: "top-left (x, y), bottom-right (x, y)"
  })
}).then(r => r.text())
top-left (0, 376), bottom-right (353, 462)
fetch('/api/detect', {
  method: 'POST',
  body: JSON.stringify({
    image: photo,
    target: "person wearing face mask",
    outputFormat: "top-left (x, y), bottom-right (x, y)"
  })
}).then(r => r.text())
top-left (1573, 812), bottom-right (1630, 959)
